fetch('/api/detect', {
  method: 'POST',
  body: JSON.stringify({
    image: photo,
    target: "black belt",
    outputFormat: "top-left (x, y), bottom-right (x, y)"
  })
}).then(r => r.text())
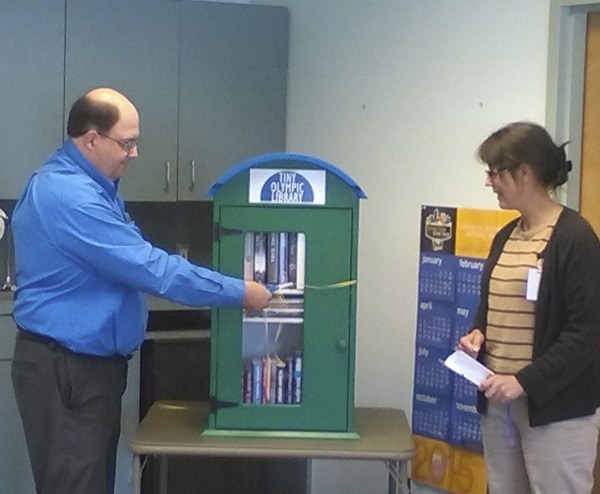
top-left (17, 327), bottom-right (130, 362)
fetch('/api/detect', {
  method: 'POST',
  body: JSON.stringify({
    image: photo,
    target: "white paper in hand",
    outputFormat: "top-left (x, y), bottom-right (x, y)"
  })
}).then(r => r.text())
top-left (444, 350), bottom-right (493, 386)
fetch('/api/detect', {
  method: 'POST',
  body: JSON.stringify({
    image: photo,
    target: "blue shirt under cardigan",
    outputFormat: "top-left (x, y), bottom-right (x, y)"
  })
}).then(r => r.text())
top-left (12, 139), bottom-right (244, 357)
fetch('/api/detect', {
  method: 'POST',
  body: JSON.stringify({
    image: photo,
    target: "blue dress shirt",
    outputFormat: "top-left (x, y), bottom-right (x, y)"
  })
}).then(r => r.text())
top-left (12, 139), bottom-right (244, 357)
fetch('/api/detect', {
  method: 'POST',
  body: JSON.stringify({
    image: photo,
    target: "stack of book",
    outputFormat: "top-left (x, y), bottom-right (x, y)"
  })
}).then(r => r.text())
top-left (242, 352), bottom-right (303, 405)
top-left (245, 231), bottom-right (305, 290)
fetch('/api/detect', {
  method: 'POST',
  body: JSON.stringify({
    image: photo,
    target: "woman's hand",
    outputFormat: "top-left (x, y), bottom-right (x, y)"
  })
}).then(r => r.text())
top-left (479, 374), bottom-right (525, 402)
top-left (457, 329), bottom-right (485, 358)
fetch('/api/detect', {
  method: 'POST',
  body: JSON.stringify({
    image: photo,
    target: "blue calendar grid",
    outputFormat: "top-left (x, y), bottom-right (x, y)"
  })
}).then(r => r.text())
top-left (414, 345), bottom-right (453, 396)
top-left (418, 253), bottom-right (458, 303)
top-left (412, 392), bottom-right (451, 441)
top-left (414, 250), bottom-right (485, 447)
top-left (416, 300), bottom-right (454, 350)
top-left (449, 399), bottom-right (483, 450)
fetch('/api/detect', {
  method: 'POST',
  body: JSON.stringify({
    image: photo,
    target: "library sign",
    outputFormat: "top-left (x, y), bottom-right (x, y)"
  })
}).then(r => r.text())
top-left (248, 169), bottom-right (326, 205)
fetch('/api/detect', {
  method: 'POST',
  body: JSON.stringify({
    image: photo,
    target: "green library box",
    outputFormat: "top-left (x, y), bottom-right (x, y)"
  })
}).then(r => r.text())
top-left (205, 152), bottom-right (366, 438)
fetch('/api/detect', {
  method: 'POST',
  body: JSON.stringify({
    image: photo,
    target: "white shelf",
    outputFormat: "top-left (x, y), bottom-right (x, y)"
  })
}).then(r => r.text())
top-left (243, 317), bottom-right (304, 324)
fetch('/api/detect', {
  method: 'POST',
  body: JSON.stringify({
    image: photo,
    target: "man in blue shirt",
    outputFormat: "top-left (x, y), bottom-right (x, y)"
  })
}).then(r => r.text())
top-left (11, 87), bottom-right (271, 494)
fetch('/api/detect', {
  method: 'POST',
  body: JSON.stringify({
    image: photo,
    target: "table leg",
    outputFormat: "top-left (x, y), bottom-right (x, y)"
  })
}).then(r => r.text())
top-left (398, 460), bottom-right (410, 494)
top-left (132, 454), bottom-right (142, 494)
top-left (159, 456), bottom-right (168, 494)
top-left (387, 460), bottom-right (410, 494)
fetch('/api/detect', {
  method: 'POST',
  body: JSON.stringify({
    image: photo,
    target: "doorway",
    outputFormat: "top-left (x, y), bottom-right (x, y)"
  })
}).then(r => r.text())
top-left (579, 11), bottom-right (600, 494)
top-left (580, 12), bottom-right (600, 231)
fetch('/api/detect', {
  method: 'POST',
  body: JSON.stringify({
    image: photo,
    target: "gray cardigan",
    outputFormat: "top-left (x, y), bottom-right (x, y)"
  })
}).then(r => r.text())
top-left (473, 207), bottom-right (600, 426)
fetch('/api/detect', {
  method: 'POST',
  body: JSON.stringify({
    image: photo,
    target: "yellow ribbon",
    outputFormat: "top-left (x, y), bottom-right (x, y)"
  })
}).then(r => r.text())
top-left (304, 280), bottom-right (357, 290)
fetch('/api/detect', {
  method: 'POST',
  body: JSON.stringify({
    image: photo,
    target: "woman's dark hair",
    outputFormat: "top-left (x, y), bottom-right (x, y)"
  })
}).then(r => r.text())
top-left (66, 92), bottom-right (120, 137)
top-left (478, 121), bottom-right (571, 190)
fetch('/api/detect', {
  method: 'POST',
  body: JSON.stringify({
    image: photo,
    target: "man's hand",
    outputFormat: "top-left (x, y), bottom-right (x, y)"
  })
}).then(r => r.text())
top-left (243, 281), bottom-right (272, 313)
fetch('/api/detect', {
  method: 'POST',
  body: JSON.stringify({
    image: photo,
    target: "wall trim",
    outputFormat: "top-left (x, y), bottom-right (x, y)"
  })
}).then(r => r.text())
top-left (547, 0), bottom-right (600, 208)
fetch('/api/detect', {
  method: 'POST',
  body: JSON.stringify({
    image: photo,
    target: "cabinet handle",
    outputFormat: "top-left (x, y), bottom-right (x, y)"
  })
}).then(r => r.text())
top-left (336, 340), bottom-right (348, 350)
top-left (164, 161), bottom-right (171, 192)
top-left (189, 160), bottom-right (196, 191)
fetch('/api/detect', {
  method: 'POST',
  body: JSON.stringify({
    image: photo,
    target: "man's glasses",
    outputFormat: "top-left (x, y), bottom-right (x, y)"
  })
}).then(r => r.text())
top-left (97, 131), bottom-right (138, 154)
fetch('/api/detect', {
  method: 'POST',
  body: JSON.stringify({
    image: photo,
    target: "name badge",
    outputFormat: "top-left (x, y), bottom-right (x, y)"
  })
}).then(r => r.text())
top-left (526, 268), bottom-right (542, 301)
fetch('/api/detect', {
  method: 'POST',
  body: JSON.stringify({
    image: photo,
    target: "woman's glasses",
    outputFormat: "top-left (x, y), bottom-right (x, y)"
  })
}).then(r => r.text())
top-left (485, 162), bottom-right (520, 179)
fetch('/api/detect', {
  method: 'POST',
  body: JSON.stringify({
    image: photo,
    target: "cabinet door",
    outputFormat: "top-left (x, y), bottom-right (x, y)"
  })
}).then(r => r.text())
top-left (65, 0), bottom-right (179, 201)
top-left (0, 313), bottom-right (16, 360)
top-left (178, 3), bottom-right (288, 201)
top-left (0, 0), bottom-right (65, 200)
top-left (0, 359), bottom-right (35, 492)
top-left (213, 206), bottom-right (353, 432)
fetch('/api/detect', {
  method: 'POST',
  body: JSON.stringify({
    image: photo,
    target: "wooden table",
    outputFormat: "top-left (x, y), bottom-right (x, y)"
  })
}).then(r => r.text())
top-left (129, 401), bottom-right (415, 494)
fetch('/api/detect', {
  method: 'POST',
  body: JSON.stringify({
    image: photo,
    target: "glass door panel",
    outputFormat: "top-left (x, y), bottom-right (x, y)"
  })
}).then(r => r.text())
top-left (242, 231), bottom-right (305, 406)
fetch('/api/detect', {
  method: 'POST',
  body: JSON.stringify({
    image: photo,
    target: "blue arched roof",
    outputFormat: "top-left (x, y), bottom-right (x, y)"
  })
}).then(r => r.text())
top-left (207, 152), bottom-right (367, 199)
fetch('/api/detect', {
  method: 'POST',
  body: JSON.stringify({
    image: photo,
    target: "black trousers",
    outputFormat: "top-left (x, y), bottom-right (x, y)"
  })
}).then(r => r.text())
top-left (11, 331), bottom-right (128, 494)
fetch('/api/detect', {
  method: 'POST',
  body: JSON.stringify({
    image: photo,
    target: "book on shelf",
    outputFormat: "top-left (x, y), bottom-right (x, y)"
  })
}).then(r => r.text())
top-left (262, 354), bottom-right (273, 404)
top-left (252, 358), bottom-right (263, 404)
top-left (247, 231), bottom-right (306, 291)
top-left (296, 233), bottom-right (306, 290)
top-left (242, 353), bottom-right (303, 405)
top-left (253, 232), bottom-right (267, 284)
top-left (275, 360), bottom-right (287, 404)
top-left (269, 357), bottom-right (277, 404)
top-left (278, 232), bottom-right (289, 284)
top-left (267, 232), bottom-right (279, 284)
top-left (288, 232), bottom-right (297, 284)
top-left (243, 362), bottom-right (252, 403)
top-left (291, 352), bottom-right (302, 404)
top-left (243, 232), bottom-right (254, 281)
top-left (285, 357), bottom-right (293, 403)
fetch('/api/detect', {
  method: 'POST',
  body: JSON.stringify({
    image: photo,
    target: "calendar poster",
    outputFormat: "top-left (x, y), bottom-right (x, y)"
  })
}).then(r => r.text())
top-left (412, 205), bottom-right (518, 493)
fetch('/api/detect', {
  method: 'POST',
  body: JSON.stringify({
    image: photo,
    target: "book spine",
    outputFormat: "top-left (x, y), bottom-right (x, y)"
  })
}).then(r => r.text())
top-left (253, 232), bottom-right (267, 283)
top-left (296, 233), bottom-right (306, 290)
top-left (275, 362), bottom-right (286, 404)
top-left (262, 356), bottom-right (271, 404)
top-left (267, 232), bottom-right (279, 284)
top-left (292, 352), bottom-right (302, 404)
top-left (252, 358), bottom-right (263, 404)
top-left (242, 361), bottom-right (252, 403)
top-left (278, 232), bottom-right (288, 284)
top-left (286, 357), bottom-right (293, 404)
top-left (269, 358), bottom-right (277, 404)
top-left (288, 232), bottom-right (297, 285)
top-left (243, 232), bottom-right (254, 281)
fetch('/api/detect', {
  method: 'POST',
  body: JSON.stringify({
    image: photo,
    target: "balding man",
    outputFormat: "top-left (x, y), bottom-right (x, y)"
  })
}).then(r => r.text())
top-left (10, 87), bottom-right (271, 494)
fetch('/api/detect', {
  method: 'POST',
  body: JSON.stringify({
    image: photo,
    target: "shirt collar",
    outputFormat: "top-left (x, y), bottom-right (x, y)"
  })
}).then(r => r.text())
top-left (62, 138), bottom-right (120, 199)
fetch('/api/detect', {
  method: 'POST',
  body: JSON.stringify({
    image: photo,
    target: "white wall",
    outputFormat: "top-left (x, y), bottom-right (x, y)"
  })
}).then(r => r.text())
top-left (254, 0), bottom-right (549, 414)
top-left (247, 1), bottom-right (551, 492)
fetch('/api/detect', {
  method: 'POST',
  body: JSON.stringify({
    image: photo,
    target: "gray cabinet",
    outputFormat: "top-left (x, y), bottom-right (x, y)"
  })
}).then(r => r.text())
top-left (65, 0), bottom-right (180, 201)
top-left (0, 361), bottom-right (35, 493)
top-left (0, 0), bottom-right (65, 200)
top-left (178, 1), bottom-right (288, 200)
top-left (0, 312), bottom-right (35, 493)
top-left (65, 0), bottom-right (288, 202)
top-left (0, 300), bottom-right (139, 494)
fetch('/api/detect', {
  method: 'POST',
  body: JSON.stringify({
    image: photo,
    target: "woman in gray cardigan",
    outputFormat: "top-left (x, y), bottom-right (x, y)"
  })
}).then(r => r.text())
top-left (459, 122), bottom-right (600, 494)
